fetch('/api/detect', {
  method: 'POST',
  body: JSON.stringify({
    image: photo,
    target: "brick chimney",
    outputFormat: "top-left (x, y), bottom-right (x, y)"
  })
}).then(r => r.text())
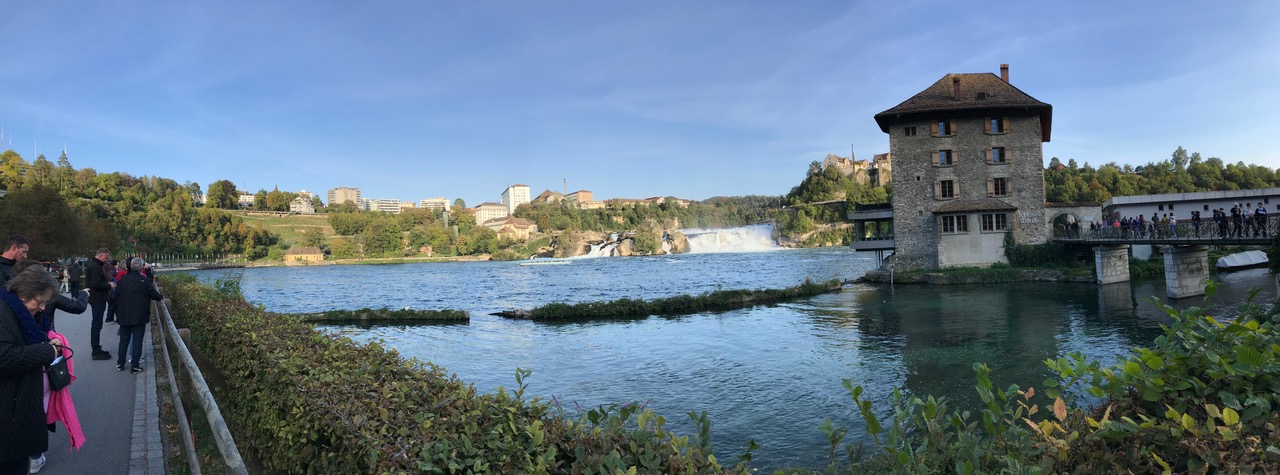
top-left (1000, 64), bottom-right (1009, 83)
top-left (952, 76), bottom-right (960, 99)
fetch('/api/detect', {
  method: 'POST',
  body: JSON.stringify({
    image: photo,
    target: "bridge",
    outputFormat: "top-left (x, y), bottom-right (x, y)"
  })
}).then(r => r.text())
top-left (1053, 219), bottom-right (1275, 298)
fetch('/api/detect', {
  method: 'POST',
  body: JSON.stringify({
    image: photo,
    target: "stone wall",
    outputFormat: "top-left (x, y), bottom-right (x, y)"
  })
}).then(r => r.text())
top-left (888, 113), bottom-right (1047, 270)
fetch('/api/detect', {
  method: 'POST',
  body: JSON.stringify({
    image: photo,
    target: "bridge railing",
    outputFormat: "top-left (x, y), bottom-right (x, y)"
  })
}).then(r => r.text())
top-left (1054, 215), bottom-right (1277, 243)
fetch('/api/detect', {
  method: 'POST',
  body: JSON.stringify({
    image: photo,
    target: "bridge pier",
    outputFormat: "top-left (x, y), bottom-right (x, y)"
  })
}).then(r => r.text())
top-left (1164, 245), bottom-right (1210, 299)
top-left (1094, 245), bottom-right (1131, 284)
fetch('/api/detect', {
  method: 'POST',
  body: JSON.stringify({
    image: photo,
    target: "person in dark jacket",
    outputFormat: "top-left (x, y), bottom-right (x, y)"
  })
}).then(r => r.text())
top-left (0, 235), bottom-right (31, 288)
top-left (0, 268), bottom-right (63, 474)
top-left (15, 260), bottom-right (88, 333)
top-left (104, 259), bottom-right (120, 323)
top-left (115, 258), bottom-right (162, 373)
top-left (85, 247), bottom-right (114, 360)
top-left (66, 259), bottom-right (82, 297)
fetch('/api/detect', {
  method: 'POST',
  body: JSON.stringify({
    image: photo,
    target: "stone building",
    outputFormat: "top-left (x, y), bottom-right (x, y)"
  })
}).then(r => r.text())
top-left (873, 64), bottom-right (1051, 269)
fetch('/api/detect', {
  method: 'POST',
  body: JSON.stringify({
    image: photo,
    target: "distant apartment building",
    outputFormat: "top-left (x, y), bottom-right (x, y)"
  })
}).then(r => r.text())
top-left (474, 202), bottom-right (509, 224)
top-left (296, 189), bottom-right (316, 201)
top-left (399, 201), bottom-right (416, 213)
top-left (482, 216), bottom-right (539, 240)
top-left (419, 197), bottom-right (450, 212)
top-left (566, 190), bottom-right (593, 204)
top-left (289, 197), bottom-right (315, 214)
top-left (237, 191), bottom-right (254, 209)
top-left (501, 184), bottom-right (531, 215)
top-left (328, 187), bottom-right (362, 207)
top-left (370, 199), bottom-right (403, 214)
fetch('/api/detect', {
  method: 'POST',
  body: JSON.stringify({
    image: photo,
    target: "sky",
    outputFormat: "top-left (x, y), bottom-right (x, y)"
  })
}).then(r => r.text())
top-left (2, 1), bottom-right (1278, 206)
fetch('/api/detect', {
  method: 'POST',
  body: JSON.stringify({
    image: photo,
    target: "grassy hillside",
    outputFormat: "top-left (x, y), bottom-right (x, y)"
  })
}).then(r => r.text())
top-left (231, 212), bottom-right (333, 246)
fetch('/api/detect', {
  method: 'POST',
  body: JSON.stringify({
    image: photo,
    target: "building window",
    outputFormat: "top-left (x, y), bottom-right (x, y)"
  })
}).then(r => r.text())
top-left (1204, 204), bottom-right (1209, 211)
top-left (934, 150), bottom-right (954, 167)
top-left (937, 180), bottom-right (956, 199)
top-left (985, 117), bottom-right (1009, 135)
top-left (980, 213), bottom-right (1008, 231)
top-left (904, 126), bottom-right (917, 136)
top-left (931, 119), bottom-right (956, 137)
top-left (1158, 204), bottom-right (1164, 211)
top-left (989, 177), bottom-right (1009, 197)
top-left (940, 215), bottom-right (969, 234)
top-left (989, 147), bottom-right (1007, 164)
top-left (1170, 204), bottom-right (1175, 210)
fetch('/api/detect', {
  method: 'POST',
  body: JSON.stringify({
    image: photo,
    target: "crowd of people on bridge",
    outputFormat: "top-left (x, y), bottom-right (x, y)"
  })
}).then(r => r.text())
top-left (0, 235), bottom-right (163, 475)
top-left (1069, 202), bottom-right (1272, 241)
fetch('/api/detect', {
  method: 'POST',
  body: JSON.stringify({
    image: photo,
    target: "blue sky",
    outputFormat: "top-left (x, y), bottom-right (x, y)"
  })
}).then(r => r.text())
top-left (2, 2), bottom-right (1277, 206)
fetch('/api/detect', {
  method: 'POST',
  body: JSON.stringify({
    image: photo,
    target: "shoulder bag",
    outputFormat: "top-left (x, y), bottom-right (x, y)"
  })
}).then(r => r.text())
top-left (47, 347), bottom-right (73, 390)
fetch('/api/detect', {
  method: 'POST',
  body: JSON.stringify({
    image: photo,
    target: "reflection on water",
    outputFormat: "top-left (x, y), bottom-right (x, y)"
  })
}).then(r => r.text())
top-left (189, 253), bottom-right (1277, 471)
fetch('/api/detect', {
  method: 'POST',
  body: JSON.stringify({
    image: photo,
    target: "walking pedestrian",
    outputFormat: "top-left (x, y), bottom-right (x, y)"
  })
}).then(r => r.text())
top-left (85, 248), bottom-right (114, 361)
top-left (114, 258), bottom-right (163, 374)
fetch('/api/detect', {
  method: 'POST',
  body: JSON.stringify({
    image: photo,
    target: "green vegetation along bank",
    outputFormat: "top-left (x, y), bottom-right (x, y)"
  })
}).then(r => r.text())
top-left (161, 274), bottom-right (739, 474)
top-left (496, 279), bottom-right (843, 320)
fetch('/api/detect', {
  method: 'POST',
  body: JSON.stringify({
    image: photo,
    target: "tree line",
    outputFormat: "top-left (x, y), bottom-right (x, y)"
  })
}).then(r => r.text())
top-left (0, 149), bottom-right (276, 261)
top-left (1045, 146), bottom-right (1280, 203)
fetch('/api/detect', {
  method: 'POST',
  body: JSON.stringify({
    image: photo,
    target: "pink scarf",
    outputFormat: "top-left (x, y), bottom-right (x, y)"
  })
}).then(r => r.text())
top-left (46, 331), bottom-right (85, 450)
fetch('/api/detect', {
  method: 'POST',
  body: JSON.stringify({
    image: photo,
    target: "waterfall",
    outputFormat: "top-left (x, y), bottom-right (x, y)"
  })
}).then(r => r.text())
top-left (683, 224), bottom-right (781, 253)
top-left (581, 241), bottom-right (619, 258)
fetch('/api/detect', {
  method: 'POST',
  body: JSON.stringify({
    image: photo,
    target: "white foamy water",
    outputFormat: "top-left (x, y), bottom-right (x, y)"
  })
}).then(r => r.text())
top-left (682, 224), bottom-right (781, 253)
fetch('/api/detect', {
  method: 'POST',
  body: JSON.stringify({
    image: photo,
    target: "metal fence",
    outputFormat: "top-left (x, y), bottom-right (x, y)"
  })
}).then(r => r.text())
top-left (1054, 216), bottom-right (1277, 245)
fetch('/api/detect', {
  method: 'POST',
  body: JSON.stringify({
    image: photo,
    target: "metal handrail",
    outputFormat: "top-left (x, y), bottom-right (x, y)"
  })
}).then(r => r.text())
top-left (154, 286), bottom-right (249, 475)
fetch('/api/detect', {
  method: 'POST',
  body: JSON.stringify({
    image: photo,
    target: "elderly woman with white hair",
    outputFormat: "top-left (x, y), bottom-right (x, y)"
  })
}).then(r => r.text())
top-left (113, 258), bottom-right (163, 374)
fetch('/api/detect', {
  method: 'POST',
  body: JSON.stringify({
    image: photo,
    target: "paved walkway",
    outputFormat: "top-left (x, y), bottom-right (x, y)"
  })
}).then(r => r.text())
top-left (38, 298), bottom-right (165, 475)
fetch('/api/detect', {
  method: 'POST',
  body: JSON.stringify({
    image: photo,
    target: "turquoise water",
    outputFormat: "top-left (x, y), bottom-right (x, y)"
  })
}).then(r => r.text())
top-left (191, 248), bottom-right (1276, 470)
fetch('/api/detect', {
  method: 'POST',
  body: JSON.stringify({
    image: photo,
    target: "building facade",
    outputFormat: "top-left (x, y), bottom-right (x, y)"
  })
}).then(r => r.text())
top-left (289, 197), bottom-right (315, 214)
top-left (328, 187), bottom-right (362, 207)
top-left (874, 64), bottom-right (1051, 270)
top-left (474, 202), bottom-right (509, 224)
top-left (1103, 188), bottom-right (1280, 223)
top-left (369, 198), bottom-right (402, 213)
top-left (501, 184), bottom-right (531, 215)
top-left (419, 197), bottom-right (449, 212)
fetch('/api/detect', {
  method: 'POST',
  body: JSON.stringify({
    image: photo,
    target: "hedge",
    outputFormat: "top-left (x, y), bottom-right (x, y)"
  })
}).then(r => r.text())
top-left (161, 273), bottom-right (741, 474)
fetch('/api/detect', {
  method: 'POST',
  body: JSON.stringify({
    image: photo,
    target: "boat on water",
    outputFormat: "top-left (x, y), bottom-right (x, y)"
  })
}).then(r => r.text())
top-left (1216, 250), bottom-right (1269, 271)
top-left (518, 258), bottom-right (572, 267)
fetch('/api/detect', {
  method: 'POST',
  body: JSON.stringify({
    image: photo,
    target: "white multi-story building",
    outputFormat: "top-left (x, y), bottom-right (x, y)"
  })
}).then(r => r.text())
top-left (475, 202), bottom-right (509, 224)
top-left (501, 184), bottom-right (531, 215)
top-left (420, 197), bottom-right (450, 212)
top-left (289, 197), bottom-right (315, 214)
top-left (328, 187), bottom-right (362, 207)
top-left (296, 189), bottom-right (316, 201)
top-left (237, 192), bottom-right (255, 209)
top-left (370, 199), bottom-right (402, 213)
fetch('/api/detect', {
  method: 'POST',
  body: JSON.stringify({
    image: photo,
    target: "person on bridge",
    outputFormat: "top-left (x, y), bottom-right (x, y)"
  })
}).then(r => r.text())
top-left (1256, 205), bottom-right (1269, 237)
top-left (1231, 205), bottom-right (1243, 237)
top-left (114, 258), bottom-right (163, 374)
top-left (1169, 214), bottom-right (1177, 237)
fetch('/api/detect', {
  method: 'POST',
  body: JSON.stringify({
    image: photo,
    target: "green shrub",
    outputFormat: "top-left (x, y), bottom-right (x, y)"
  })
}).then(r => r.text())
top-left (1003, 232), bottom-right (1079, 268)
top-left (160, 274), bottom-right (739, 474)
top-left (283, 307), bottom-right (469, 324)
top-left (829, 288), bottom-right (1280, 474)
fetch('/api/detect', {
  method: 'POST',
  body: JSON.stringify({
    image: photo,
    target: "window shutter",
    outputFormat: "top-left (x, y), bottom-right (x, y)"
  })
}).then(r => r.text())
top-left (1007, 177), bottom-right (1013, 195)
top-left (954, 181), bottom-right (960, 199)
top-left (934, 181), bottom-right (941, 199)
top-left (932, 151), bottom-right (940, 167)
top-left (987, 179), bottom-right (995, 197)
top-left (949, 119), bottom-right (958, 136)
top-left (983, 117), bottom-right (991, 135)
top-left (1003, 117), bottom-right (1011, 133)
top-left (1007, 149), bottom-right (1014, 164)
top-left (930, 121), bottom-right (939, 137)
top-left (985, 148), bottom-right (992, 164)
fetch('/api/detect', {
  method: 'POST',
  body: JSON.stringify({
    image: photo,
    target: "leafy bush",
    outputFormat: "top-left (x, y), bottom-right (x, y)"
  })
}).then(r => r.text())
top-left (1003, 232), bottom-right (1081, 268)
top-left (826, 288), bottom-right (1280, 474)
top-left (282, 307), bottom-right (469, 324)
top-left (160, 274), bottom-right (739, 474)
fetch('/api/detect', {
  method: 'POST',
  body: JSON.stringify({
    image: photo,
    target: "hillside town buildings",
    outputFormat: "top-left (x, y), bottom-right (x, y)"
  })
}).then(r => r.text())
top-left (289, 196), bottom-right (315, 214)
top-left (872, 64), bottom-right (1051, 270)
top-left (474, 202), bottom-right (508, 224)
top-left (327, 187), bottom-right (362, 207)
top-left (420, 197), bottom-right (449, 212)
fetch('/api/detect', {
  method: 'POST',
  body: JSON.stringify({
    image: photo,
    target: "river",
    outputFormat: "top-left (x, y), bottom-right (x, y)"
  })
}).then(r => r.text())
top-left (189, 240), bottom-right (1278, 471)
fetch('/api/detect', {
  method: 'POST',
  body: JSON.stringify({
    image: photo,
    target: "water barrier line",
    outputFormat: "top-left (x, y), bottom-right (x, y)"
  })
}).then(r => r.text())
top-left (155, 287), bottom-right (249, 475)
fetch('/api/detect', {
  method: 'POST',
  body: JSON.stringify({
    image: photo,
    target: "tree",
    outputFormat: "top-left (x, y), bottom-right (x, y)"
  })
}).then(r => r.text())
top-left (453, 198), bottom-right (466, 208)
top-left (300, 227), bottom-right (325, 248)
top-left (205, 180), bottom-right (238, 209)
top-left (360, 217), bottom-right (402, 257)
top-left (253, 190), bottom-right (268, 210)
top-left (0, 150), bottom-right (28, 189)
top-left (0, 185), bottom-right (92, 259)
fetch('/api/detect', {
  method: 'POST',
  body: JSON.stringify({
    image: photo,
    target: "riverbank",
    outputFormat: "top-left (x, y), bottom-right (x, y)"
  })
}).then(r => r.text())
top-left (495, 279), bottom-right (843, 320)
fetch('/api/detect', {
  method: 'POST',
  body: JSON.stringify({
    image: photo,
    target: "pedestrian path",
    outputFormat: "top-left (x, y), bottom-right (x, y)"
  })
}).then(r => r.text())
top-left (37, 300), bottom-right (165, 474)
